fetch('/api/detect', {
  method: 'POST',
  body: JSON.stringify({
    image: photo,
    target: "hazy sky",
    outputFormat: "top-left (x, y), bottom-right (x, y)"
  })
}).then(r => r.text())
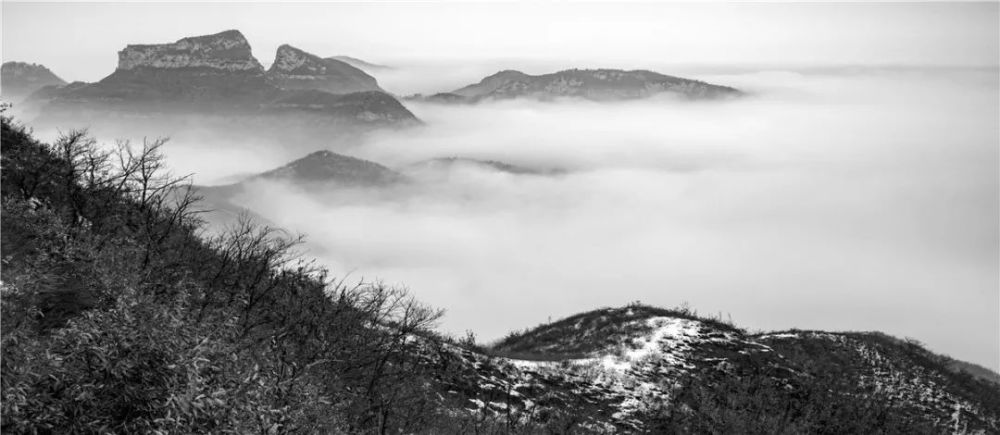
top-left (3, 2), bottom-right (999, 83)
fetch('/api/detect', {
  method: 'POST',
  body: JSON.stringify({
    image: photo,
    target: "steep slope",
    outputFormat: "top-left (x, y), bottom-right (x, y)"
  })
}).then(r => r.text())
top-left (428, 68), bottom-right (740, 103)
top-left (267, 45), bottom-right (383, 94)
top-left (0, 116), bottom-right (449, 433)
top-left (1, 62), bottom-right (67, 103)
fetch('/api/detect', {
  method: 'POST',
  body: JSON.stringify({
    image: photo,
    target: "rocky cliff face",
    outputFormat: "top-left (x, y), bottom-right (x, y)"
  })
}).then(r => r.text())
top-left (53, 30), bottom-right (274, 107)
top-left (116, 29), bottom-right (263, 73)
top-left (266, 45), bottom-right (382, 94)
top-left (28, 30), bottom-right (418, 141)
top-left (1, 62), bottom-right (67, 102)
top-left (435, 68), bottom-right (741, 103)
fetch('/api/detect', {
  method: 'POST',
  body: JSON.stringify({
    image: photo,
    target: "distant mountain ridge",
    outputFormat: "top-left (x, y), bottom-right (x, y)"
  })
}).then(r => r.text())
top-left (1, 62), bottom-right (67, 102)
top-left (406, 157), bottom-right (565, 176)
top-left (327, 55), bottom-right (392, 72)
top-left (192, 149), bottom-right (404, 228)
top-left (193, 151), bottom-right (567, 228)
top-left (26, 30), bottom-right (417, 142)
top-left (417, 68), bottom-right (741, 103)
top-left (254, 150), bottom-right (403, 186)
top-left (117, 29), bottom-right (264, 73)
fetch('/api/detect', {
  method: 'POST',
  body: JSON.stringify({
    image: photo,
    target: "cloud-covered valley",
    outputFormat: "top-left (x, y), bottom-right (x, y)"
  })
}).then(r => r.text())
top-left (98, 67), bottom-right (1000, 368)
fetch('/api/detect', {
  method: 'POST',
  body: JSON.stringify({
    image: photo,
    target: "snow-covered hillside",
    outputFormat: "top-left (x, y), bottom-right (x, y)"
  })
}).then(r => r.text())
top-left (415, 306), bottom-right (1000, 433)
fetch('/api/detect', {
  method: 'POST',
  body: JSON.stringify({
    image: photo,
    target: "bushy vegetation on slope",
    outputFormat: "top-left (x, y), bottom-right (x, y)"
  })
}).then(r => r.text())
top-left (0, 115), bottom-right (455, 433)
top-left (650, 347), bottom-right (941, 434)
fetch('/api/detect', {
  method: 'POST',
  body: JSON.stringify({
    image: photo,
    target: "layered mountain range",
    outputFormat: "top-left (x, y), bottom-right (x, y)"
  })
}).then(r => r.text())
top-left (21, 30), bottom-right (416, 142)
top-left (418, 68), bottom-right (741, 103)
top-left (192, 150), bottom-right (567, 229)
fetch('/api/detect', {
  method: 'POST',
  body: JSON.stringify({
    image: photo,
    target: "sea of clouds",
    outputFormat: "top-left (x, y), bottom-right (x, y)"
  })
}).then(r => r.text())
top-left (40, 65), bottom-right (998, 368)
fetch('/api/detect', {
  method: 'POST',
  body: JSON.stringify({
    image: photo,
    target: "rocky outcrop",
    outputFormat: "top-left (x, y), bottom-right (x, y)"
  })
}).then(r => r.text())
top-left (1, 62), bottom-right (67, 102)
top-left (267, 45), bottom-right (382, 94)
top-left (28, 30), bottom-right (418, 140)
top-left (116, 29), bottom-right (263, 73)
top-left (428, 68), bottom-right (741, 103)
top-left (39, 30), bottom-right (274, 108)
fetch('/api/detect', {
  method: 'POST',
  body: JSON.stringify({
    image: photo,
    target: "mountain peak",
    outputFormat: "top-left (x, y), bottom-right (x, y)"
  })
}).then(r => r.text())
top-left (485, 69), bottom-right (528, 79)
top-left (117, 29), bottom-right (263, 72)
top-left (270, 44), bottom-right (324, 73)
top-left (451, 69), bottom-right (529, 98)
top-left (492, 304), bottom-right (738, 358)
top-left (255, 150), bottom-right (402, 186)
top-left (1, 61), bottom-right (67, 102)
top-left (266, 45), bottom-right (382, 94)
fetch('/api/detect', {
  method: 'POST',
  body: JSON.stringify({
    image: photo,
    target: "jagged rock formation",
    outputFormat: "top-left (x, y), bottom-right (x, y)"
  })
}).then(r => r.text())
top-left (1, 62), bottom-right (67, 102)
top-left (28, 30), bottom-right (417, 142)
top-left (70, 29), bottom-right (275, 107)
top-left (267, 45), bottom-right (383, 95)
top-left (117, 29), bottom-right (263, 72)
top-left (418, 68), bottom-right (741, 103)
